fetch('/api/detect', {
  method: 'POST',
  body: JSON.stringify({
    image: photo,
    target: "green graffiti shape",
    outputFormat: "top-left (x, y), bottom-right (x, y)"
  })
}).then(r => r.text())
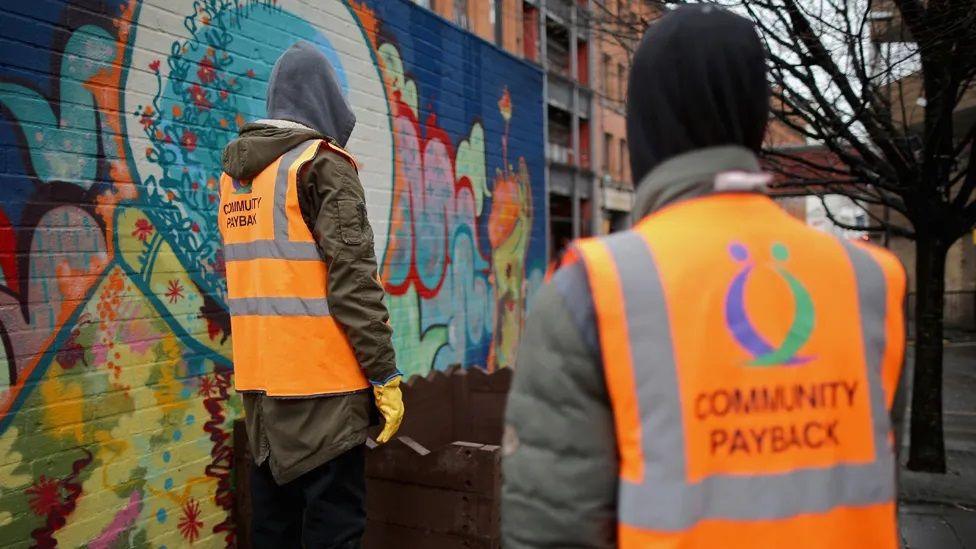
top-left (456, 124), bottom-right (490, 215)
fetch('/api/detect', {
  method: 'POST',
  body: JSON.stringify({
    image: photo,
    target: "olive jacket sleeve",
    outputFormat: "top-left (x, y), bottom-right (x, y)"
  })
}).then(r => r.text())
top-left (501, 262), bottom-right (619, 548)
top-left (298, 146), bottom-right (399, 385)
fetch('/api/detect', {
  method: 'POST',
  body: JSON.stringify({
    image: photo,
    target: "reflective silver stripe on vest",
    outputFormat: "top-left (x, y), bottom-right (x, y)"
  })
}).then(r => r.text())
top-left (227, 297), bottom-right (330, 317)
top-left (274, 141), bottom-right (317, 242)
top-left (224, 241), bottom-right (322, 261)
top-left (601, 232), bottom-right (895, 531)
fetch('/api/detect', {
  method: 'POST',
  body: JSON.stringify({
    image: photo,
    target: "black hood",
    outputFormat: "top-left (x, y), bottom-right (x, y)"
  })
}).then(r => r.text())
top-left (266, 40), bottom-right (356, 147)
top-left (626, 5), bottom-right (770, 183)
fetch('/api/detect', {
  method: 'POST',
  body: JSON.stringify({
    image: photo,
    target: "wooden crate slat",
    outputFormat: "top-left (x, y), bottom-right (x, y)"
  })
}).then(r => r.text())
top-left (366, 440), bottom-right (500, 494)
top-left (364, 521), bottom-right (499, 549)
top-left (366, 478), bottom-right (497, 537)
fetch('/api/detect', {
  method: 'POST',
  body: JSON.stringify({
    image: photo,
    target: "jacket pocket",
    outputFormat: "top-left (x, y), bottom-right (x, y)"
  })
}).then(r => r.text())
top-left (336, 199), bottom-right (366, 246)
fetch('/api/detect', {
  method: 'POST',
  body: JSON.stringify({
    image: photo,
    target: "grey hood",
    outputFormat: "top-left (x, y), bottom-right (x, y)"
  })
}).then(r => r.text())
top-left (266, 40), bottom-right (356, 146)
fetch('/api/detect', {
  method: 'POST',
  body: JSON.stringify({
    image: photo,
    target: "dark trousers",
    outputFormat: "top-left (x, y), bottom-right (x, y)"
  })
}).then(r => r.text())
top-left (250, 445), bottom-right (366, 549)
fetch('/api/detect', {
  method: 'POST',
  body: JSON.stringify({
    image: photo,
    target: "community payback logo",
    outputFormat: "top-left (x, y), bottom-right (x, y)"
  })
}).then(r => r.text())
top-left (693, 242), bottom-right (863, 459)
top-left (725, 242), bottom-right (815, 366)
top-left (223, 179), bottom-right (260, 229)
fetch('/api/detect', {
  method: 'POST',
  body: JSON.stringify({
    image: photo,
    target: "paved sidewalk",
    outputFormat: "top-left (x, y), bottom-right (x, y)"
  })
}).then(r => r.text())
top-left (899, 340), bottom-right (976, 548)
top-left (900, 503), bottom-right (976, 548)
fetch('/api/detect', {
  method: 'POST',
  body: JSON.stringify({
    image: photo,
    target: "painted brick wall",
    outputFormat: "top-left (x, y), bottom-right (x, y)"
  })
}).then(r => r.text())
top-left (0, 0), bottom-right (545, 546)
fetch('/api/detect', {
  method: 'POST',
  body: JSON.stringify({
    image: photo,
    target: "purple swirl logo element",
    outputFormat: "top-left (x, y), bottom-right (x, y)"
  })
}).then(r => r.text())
top-left (724, 242), bottom-right (816, 367)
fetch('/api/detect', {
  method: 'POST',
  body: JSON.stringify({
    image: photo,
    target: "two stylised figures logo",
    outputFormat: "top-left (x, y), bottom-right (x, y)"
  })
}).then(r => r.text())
top-left (725, 242), bottom-right (816, 367)
top-left (232, 177), bottom-right (253, 195)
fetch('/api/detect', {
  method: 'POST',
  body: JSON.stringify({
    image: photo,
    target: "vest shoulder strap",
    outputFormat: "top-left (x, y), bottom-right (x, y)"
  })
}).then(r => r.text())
top-left (321, 139), bottom-right (359, 172)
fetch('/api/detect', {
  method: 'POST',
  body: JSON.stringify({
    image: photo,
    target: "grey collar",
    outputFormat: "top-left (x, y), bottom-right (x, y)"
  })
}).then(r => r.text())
top-left (252, 118), bottom-right (316, 132)
top-left (630, 145), bottom-right (763, 222)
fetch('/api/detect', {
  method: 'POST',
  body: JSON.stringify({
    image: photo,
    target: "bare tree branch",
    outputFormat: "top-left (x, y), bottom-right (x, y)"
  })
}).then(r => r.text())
top-left (818, 194), bottom-right (914, 236)
top-left (579, 0), bottom-right (974, 248)
top-left (781, 0), bottom-right (910, 177)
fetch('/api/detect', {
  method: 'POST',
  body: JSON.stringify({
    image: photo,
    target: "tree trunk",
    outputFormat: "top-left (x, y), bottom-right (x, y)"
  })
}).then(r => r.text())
top-left (906, 234), bottom-right (948, 473)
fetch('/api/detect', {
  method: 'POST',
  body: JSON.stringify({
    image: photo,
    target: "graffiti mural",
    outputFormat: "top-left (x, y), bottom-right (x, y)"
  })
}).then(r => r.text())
top-left (365, 2), bottom-right (546, 374)
top-left (0, 0), bottom-right (544, 545)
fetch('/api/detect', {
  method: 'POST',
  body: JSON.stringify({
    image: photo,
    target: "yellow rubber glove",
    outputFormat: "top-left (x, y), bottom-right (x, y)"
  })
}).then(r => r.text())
top-left (373, 375), bottom-right (404, 444)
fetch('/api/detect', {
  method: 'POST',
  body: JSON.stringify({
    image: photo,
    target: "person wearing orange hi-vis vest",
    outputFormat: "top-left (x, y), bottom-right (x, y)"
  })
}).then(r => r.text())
top-left (501, 6), bottom-right (907, 549)
top-left (218, 41), bottom-right (402, 548)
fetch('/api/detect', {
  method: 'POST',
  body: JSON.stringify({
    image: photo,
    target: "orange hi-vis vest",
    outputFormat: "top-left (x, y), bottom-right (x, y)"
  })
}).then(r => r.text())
top-left (573, 193), bottom-right (906, 549)
top-left (218, 139), bottom-right (369, 396)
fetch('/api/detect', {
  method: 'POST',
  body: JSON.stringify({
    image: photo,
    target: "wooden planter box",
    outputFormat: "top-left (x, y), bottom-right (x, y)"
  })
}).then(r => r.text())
top-left (233, 366), bottom-right (512, 548)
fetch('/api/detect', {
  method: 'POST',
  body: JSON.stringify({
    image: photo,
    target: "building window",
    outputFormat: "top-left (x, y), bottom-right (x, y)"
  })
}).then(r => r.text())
top-left (548, 106), bottom-right (573, 165)
top-left (546, 19), bottom-right (571, 79)
top-left (523, 4), bottom-right (539, 61)
top-left (491, 0), bottom-right (503, 47)
top-left (550, 195), bottom-right (574, 262)
top-left (602, 53), bottom-right (613, 100)
top-left (577, 39), bottom-right (589, 85)
top-left (579, 120), bottom-right (591, 169)
top-left (603, 132), bottom-right (613, 174)
top-left (581, 198), bottom-right (593, 238)
top-left (454, 0), bottom-right (469, 29)
top-left (619, 138), bottom-right (628, 181)
top-left (617, 62), bottom-right (626, 102)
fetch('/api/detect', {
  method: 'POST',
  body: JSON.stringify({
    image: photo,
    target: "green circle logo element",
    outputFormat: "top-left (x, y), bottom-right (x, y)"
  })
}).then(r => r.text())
top-left (725, 242), bottom-right (816, 366)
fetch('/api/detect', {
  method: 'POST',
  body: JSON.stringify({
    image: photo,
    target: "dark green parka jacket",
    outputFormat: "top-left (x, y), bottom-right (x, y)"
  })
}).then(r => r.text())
top-left (222, 121), bottom-right (397, 484)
